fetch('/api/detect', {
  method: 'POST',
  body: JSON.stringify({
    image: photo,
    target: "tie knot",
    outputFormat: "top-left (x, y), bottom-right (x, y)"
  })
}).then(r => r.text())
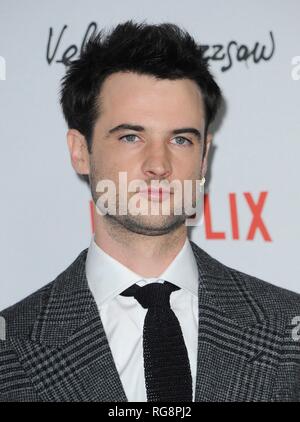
top-left (120, 281), bottom-right (180, 309)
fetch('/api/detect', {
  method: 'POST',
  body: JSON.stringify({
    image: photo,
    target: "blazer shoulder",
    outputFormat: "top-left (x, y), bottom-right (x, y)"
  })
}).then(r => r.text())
top-left (220, 258), bottom-right (300, 319)
top-left (190, 240), bottom-right (300, 319)
top-left (0, 282), bottom-right (50, 400)
top-left (0, 248), bottom-right (88, 401)
top-left (226, 264), bottom-right (300, 316)
top-left (0, 248), bottom-right (89, 340)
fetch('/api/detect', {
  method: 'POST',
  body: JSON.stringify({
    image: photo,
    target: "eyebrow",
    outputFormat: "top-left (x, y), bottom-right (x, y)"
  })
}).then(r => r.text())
top-left (107, 123), bottom-right (202, 141)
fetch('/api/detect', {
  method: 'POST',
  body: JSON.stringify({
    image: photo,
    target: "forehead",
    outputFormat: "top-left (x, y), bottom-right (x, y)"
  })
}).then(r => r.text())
top-left (98, 71), bottom-right (205, 128)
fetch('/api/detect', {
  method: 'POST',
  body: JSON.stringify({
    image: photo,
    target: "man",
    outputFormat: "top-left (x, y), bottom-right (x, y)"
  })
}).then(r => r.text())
top-left (0, 20), bottom-right (300, 402)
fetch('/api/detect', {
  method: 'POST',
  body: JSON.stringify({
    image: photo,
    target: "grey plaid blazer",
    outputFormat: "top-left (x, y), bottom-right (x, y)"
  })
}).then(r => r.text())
top-left (1, 241), bottom-right (300, 402)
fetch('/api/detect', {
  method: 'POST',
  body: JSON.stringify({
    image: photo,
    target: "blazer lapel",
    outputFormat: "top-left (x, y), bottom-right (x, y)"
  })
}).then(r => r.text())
top-left (190, 241), bottom-right (285, 402)
top-left (11, 249), bottom-right (128, 402)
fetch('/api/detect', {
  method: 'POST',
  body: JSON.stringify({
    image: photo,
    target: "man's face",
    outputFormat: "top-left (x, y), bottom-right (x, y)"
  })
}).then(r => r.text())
top-left (87, 71), bottom-right (211, 236)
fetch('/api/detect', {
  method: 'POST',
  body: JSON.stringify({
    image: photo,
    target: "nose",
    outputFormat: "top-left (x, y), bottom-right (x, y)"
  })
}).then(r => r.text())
top-left (141, 141), bottom-right (172, 180)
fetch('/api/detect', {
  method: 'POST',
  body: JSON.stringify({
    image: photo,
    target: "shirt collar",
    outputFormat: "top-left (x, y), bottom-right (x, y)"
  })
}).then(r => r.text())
top-left (85, 234), bottom-right (199, 308)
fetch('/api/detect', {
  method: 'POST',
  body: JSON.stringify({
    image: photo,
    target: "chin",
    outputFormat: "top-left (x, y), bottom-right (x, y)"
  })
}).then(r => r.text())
top-left (107, 214), bottom-right (186, 236)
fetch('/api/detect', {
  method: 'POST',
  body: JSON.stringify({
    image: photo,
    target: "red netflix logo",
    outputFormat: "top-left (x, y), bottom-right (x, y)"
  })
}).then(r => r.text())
top-left (204, 191), bottom-right (271, 241)
top-left (89, 191), bottom-right (272, 241)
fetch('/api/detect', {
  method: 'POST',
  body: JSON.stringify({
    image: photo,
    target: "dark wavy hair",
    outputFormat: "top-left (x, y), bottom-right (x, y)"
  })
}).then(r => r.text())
top-left (59, 19), bottom-right (222, 155)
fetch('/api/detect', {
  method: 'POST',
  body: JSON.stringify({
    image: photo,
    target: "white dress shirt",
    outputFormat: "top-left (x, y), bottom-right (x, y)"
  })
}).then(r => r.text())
top-left (85, 235), bottom-right (199, 402)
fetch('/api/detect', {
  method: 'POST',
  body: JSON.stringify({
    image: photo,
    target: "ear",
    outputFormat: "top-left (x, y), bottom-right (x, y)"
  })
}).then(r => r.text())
top-left (201, 132), bottom-right (213, 178)
top-left (67, 129), bottom-right (90, 175)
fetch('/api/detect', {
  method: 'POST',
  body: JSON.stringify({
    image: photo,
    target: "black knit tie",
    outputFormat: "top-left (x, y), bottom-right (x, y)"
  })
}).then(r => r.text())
top-left (120, 281), bottom-right (193, 402)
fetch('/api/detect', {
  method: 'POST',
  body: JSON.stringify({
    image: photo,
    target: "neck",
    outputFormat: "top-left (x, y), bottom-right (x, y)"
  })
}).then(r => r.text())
top-left (93, 215), bottom-right (187, 278)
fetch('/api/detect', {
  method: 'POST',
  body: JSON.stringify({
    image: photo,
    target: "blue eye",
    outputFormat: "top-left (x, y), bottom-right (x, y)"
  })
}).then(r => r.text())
top-left (171, 136), bottom-right (192, 146)
top-left (119, 134), bottom-right (139, 143)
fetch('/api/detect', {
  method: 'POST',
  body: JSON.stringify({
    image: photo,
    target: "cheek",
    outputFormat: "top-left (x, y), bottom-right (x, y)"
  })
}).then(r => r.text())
top-left (99, 145), bottom-right (133, 172)
top-left (176, 156), bottom-right (201, 180)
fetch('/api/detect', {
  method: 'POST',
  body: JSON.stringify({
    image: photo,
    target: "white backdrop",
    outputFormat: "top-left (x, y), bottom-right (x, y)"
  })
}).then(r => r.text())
top-left (0, 0), bottom-right (299, 310)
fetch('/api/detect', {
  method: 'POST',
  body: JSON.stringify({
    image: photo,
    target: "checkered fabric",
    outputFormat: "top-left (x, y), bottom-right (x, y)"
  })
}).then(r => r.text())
top-left (0, 240), bottom-right (300, 402)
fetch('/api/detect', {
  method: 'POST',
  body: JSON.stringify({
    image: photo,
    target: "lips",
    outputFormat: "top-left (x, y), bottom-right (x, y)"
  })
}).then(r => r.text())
top-left (138, 187), bottom-right (172, 201)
